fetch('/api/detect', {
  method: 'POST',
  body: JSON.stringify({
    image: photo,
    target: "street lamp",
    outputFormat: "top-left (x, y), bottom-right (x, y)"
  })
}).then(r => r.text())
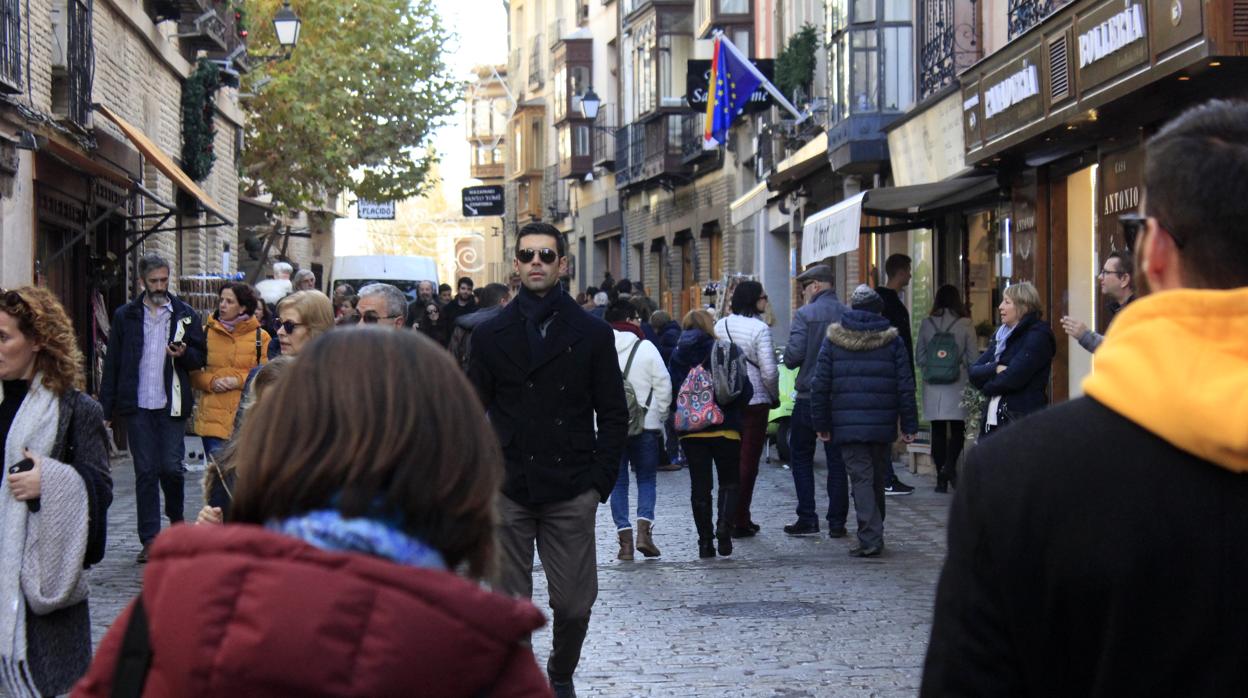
top-left (579, 87), bottom-right (601, 121)
top-left (273, 1), bottom-right (301, 51)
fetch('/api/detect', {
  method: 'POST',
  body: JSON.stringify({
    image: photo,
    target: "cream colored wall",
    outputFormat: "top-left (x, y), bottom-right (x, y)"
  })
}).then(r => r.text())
top-left (981, 0), bottom-right (1010, 57)
top-left (1066, 165), bottom-right (1097, 397)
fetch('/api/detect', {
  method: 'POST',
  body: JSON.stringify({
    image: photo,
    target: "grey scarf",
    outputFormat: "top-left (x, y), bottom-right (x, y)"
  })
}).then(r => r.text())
top-left (0, 374), bottom-right (89, 697)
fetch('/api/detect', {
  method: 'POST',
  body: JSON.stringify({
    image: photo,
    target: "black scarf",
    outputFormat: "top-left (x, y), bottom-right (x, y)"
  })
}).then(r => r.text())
top-left (515, 286), bottom-right (563, 363)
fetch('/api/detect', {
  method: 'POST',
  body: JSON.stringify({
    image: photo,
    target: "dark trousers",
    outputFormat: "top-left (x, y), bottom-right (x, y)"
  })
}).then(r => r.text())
top-left (682, 436), bottom-right (740, 543)
top-left (840, 442), bottom-right (890, 550)
top-left (788, 398), bottom-right (849, 529)
top-left (497, 489), bottom-right (600, 683)
top-left (734, 404), bottom-right (771, 528)
top-left (931, 420), bottom-right (965, 486)
top-left (128, 409), bottom-right (186, 545)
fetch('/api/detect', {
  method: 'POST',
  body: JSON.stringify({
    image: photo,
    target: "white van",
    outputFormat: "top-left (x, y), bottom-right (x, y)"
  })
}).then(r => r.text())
top-left (329, 255), bottom-right (439, 303)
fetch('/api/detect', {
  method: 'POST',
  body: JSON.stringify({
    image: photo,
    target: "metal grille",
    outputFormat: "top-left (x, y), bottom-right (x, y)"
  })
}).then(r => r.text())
top-left (614, 125), bottom-right (631, 186)
top-left (1234, 0), bottom-right (1248, 40)
top-left (528, 33), bottom-right (544, 87)
top-left (0, 0), bottom-right (19, 89)
top-left (1007, 0), bottom-right (1070, 40)
top-left (1049, 34), bottom-right (1069, 101)
top-left (919, 0), bottom-right (955, 99)
top-left (67, 0), bottom-right (93, 127)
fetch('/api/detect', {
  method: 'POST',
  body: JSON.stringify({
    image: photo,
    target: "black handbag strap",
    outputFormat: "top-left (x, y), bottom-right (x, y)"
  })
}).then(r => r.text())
top-left (110, 596), bottom-right (153, 698)
top-left (255, 327), bottom-right (263, 365)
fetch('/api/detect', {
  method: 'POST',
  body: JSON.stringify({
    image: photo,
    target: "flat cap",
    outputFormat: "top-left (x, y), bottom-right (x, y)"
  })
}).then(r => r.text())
top-left (796, 264), bottom-right (834, 284)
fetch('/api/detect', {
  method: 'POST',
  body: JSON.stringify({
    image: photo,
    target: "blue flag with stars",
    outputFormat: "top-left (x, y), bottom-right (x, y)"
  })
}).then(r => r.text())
top-left (703, 35), bottom-right (763, 149)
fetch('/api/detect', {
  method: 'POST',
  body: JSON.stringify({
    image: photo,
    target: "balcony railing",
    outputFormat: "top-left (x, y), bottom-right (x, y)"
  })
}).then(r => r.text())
top-left (176, 0), bottom-right (229, 53)
top-left (549, 18), bottom-right (566, 48)
top-left (63, 0), bottom-right (92, 126)
top-left (593, 106), bottom-right (617, 169)
top-left (528, 34), bottom-right (545, 87)
top-left (1007, 0), bottom-right (1070, 40)
top-left (680, 113), bottom-right (707, 163)
top-left (1, 0), bottom-right (21, 92)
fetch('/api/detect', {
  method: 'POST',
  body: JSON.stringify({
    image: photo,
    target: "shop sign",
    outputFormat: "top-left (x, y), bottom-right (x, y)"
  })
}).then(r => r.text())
top-left (685, 60), bottom-right (775, 114)
top-left (801, 192), bottom-right (866, 262)
top-left (961, 81), bottom-right (983, 152)
top-left (1076, 0), bottom-right (1150, 91)
top-left (1098, 144), bottom-right (1144, 253)
top-left (888, 91), bottom-right (968, 186)
top-left (980, 45), bottom-right (1046, 143)
top-left (1150, 0), bottom-right (1201, 57)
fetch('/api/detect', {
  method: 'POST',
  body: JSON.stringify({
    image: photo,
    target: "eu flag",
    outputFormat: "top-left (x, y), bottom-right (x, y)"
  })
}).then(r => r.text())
top-left (703, 35), bottom-right (763, 149)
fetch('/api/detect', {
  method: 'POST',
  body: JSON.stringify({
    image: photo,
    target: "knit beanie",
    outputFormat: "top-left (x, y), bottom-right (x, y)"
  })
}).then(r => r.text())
top-left (850, 284), bottom-right (884, 313)
top-left (593, 292), bottom-right (609, 307)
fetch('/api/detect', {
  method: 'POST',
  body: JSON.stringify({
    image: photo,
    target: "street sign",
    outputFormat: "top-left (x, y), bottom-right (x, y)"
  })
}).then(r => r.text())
top-left (462, 185), bottom-right (505, 217)
top-left (357, 199), bottom-right (396, 219)
top-left (686, 59), bottom-right (775, 114)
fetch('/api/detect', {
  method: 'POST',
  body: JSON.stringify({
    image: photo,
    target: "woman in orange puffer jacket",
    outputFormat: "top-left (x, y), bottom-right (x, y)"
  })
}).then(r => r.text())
top-left (191, 283), bottom-right (268, 460)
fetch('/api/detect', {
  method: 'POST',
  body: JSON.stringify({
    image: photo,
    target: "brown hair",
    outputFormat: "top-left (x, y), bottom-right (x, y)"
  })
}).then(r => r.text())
top-left (681, 309), bottom-right (717, 337)
top-left (276, 290), bottom-right (335, 338)
top-left (1004, 282), bottom-right (1043, 317)
top-left (0, 286), bottom-right (84, 395)
top-left (229, 327), bottom-right (503, 579)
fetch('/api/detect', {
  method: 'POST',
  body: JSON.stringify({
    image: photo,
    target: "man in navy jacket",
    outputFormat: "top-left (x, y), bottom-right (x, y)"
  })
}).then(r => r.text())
top-left (100, 254), bottom-right (206, 562)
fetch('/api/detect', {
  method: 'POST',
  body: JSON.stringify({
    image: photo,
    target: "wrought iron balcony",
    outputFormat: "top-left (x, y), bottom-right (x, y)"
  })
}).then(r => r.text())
top-left (528, 34), bottom-right (545, 88)
top-left (1, 0), bottom-right (21, 92)
top-left (176, 0), bottom-right (229, 53)
top-left (680, 113), bottom-right (708, 163)
top-left (1007, 0), bottom-right (1071, 40)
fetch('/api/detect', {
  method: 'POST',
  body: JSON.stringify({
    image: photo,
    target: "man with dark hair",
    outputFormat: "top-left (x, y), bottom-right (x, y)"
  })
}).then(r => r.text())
top-left (1061, 251), bottom-right (1136, 353)
top-left (441, 276), bottom-right (479, 331)
top-left (438, 283), bottom-right (453, 304)
top-left (923, 100), bottom-right (1248, 696)
top-left (874, 253), bottom-right (916, 495)
top-left (100, 254), bottom-right (207, 562)
top-left (448, 282), bottom-right (510, 370)
top-left (470, 222), bottom-right (629, 698)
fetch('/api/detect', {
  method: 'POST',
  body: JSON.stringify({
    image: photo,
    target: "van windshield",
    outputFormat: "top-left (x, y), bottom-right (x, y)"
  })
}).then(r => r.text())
top-left (335, 279), bottom-right (423, 304)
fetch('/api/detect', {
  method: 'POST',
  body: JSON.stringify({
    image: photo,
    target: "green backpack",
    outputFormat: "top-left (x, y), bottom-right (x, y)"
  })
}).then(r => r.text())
top-left (623, 339), bottom-right (652, 437)
top-left (923, 318), bottom-right (961, 385)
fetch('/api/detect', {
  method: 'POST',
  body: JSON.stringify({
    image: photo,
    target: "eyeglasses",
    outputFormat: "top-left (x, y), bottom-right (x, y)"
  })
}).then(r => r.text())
top-left (1097, 269), bottom-right (1127, 278)
top-left (517, 248), bottom-right (559, 265)
top-left (279, 320), bottom-right (306, 334)
top-left (361, 312), bottom-right (400, 324)
top-left (1120, 213), bottom-right (1186, 253)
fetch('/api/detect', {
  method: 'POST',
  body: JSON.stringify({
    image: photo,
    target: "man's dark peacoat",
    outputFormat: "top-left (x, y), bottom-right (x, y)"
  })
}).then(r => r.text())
top-left (469, 290), bottom-right (629, 506)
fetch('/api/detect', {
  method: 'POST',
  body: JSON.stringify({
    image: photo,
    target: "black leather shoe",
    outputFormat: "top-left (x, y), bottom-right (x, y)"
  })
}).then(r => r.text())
top-left (749, 521), bottom-right (761, 532)
top-left (783, 520), bottom-right (820, 536)
top-left (827, 527), bottom-right (848, 539)
top-left (698, 540), bottom-right (716, 558)
top-left (730, 525), bottom-right (756, 539)
top-left (848, 546), bottom-right (883, 558)
top-left (550, 679), bottom-right (577, 698)
top-left (717, 534), bottom-right (733, 557)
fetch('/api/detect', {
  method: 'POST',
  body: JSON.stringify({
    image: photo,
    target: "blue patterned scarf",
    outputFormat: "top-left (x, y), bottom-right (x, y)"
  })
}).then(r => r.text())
top-left (993, 322), bottom-right (1017, 363)
top-left (268, 510), bottom-right (447, 570)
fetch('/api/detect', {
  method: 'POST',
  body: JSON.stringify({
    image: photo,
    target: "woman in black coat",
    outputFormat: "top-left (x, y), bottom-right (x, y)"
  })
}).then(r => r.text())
top-left (669, 310), bottom-right (753, 559)
top-left (969, 282), bottom-right (1057, 436)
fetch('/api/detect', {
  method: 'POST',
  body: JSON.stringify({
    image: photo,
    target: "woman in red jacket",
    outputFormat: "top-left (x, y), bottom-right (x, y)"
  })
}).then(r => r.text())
top-left (75, 328), bottom-right (553, 698)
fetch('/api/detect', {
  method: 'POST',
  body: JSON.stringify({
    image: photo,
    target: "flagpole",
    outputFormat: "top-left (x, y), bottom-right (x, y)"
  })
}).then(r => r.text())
top-left (712, 30), bottom-right (807, 123)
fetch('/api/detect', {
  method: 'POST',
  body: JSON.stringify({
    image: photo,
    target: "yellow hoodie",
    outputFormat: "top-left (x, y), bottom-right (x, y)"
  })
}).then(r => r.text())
top-left (1083, 287), bottom-right (1248, 472)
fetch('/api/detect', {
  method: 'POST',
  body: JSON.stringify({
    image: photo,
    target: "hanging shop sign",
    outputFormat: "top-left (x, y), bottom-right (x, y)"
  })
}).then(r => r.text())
top-left (801, 192), bottom-right (866, 263)
top-left (686, 59), bottom-right (775, 113)
top-left (980, 44), bottom-right (1046, 143)
top-left (461, 185), bottom-right (505, 217)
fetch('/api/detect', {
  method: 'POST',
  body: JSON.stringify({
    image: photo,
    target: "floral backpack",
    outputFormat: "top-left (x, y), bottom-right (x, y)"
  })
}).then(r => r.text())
top-left (674, 364), bottom-right (725, 433)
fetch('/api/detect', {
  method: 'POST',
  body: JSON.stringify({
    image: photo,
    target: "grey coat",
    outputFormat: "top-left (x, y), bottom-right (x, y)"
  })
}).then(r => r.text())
top-left (916, 312), bottom-right (978, 422)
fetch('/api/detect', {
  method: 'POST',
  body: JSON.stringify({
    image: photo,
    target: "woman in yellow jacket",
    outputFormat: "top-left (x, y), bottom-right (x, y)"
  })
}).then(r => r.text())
top-left (193, 282), bottom-right (269, 459)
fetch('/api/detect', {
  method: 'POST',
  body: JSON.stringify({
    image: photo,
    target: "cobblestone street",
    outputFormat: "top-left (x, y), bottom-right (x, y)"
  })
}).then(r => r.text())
top-left (89, 448), bottom-right (950, 696)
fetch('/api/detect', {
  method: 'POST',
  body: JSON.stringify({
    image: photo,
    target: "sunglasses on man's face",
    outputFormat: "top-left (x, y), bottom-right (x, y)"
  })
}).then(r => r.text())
top-left (517, 248), bottom-right (559, 265)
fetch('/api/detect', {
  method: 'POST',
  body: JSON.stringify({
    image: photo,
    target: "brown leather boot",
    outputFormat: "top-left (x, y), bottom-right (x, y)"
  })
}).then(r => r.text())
top-left (635, 519), bottom-right (661, 557)
top-left (617, 529), bottom-right (634, 561)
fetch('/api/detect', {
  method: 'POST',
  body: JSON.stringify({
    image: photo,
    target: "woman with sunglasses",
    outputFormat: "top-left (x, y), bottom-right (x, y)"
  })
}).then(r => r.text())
top-left (0, 287), bottom-right (112, 697)
top-left (78, 328), bottom-right (550, 697)
top-left (418, 301), bottom-right (449, 345)
top-left (190, 283), bottom-right (270, 461)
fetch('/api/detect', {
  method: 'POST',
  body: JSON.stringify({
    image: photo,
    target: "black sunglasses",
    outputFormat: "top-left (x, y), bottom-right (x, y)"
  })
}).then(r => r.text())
top-left (1121, 213), bottom-right (1186, 254)
top-left (361, 311), bottom-right (400, 324)
top-left (279, 320), bottom-right (306, 334)
top-left (517, 248), bottom-right (559, 265)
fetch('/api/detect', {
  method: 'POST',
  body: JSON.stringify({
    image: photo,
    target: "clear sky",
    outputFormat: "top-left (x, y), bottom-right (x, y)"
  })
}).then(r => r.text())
top-left (430, 0), bottom-right (509, 210)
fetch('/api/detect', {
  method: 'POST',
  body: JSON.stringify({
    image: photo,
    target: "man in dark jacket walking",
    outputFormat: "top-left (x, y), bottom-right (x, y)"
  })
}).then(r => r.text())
top-left (811, 286), bottom-right (917, 558)
top-left (923, 100), bottom-right (1248, 697)
top-left (782, 264), bottom-right (851, 537)
top-left (448, 282), bottom-right (509, 370)
top-left (874, 253), bottom-right (916, 495)
top-left (100, 253), bottom-right (206, 562)
top-left (469, 223), bottom-right (628, 698)
top-left (440, 276), bottom-right (479, 332)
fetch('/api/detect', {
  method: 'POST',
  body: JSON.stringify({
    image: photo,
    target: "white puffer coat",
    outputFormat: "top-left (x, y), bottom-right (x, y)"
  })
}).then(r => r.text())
top-left (715, 314), bottom-right (779, 407)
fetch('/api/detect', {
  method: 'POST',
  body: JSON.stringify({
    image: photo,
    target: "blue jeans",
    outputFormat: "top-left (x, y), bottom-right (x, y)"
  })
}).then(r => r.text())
top-left (610, 430), bottom-right (660, 530)
top-left (788, 398), bottom-right (848, 529)
top-left (201, 436), bottom-right (227, 461)
top-left (128, 409), bottom-right (186, 545)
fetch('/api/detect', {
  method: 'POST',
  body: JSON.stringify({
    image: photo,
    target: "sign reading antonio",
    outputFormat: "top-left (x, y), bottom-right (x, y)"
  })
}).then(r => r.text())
top-left (461, 185), bottom-right (505, 217)
top-left (686, 59), bottom-right (774, 114)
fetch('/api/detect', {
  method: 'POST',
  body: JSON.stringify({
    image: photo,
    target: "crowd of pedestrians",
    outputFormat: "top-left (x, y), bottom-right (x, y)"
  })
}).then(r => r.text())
top-left (1, 99), bottom-right (1245, 697)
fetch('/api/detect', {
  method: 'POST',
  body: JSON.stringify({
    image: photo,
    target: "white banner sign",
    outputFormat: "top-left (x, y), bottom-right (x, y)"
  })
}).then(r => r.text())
top-left (802, 192), bottom-right (866, 262)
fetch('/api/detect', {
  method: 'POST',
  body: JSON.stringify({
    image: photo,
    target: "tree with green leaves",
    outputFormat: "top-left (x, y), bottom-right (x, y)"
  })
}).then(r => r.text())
top-left (775, 24), bottom-right (819, 103)
top-left (240, 0), bottom-right (460, 212)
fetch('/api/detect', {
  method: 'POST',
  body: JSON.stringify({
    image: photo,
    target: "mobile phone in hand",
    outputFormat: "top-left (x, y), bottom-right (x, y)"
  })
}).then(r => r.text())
top-left (8, 458), bottom-right (40, 513)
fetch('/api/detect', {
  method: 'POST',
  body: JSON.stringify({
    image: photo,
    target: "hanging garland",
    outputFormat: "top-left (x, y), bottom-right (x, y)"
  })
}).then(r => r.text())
top-left (182, 59), bottom-right (222, 182)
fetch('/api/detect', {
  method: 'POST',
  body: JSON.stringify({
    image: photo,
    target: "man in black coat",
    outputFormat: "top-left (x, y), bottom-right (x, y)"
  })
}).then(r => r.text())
top-left (469, 222), bottom-right (628, 698)
top-left (922, 100), bottom-right (1248, 697)
top-left (874, 253), bottom-right (916, 495)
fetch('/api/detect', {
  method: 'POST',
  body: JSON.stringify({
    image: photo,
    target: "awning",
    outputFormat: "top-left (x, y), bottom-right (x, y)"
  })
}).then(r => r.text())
top-left (94, 104), bottom-right (234, 225)
top-left (802, 192), bottom-right (866, 262)
top-left (767, 132), bottom-right (827, 191)
top-left (860, 175), bottom-right (999, 218)
top-left (729, 180), bottom-right (770, 226)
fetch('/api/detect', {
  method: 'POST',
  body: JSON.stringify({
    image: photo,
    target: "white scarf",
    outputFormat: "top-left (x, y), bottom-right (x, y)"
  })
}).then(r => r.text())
top-left (0, 374), bottom-right (89, 697)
